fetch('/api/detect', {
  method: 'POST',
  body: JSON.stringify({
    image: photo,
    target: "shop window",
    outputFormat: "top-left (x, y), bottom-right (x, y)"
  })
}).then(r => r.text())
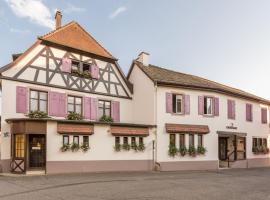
top-left (15, 135), bottom-right (25, 158)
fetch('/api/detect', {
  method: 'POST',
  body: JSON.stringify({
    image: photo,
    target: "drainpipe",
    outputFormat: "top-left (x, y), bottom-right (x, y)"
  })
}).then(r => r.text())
top-left (153, 81), bottom-right (160, 171)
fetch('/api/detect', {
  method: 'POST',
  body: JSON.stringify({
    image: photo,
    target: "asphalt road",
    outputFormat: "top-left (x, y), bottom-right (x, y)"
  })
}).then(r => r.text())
top-left (0, 168), bottom-right (270, 200)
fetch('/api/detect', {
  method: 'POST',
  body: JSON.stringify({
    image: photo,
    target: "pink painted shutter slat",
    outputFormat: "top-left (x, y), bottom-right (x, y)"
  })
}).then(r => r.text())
top-left (90, 98), bottom-right (98, 121)
top-left (16, 86), bottom-right (28, 113)
top-left (91, 65), bottom-right (99, 79)
top-left (58, 93), bottom-right (66, 117)
top-left (48, 91), bottom-right (59, 116)
top-left (184, 95), bottom-right (190, 115)
top-left (61, 58), bottom-right (71, 73)
top-left (231, 100), bottom-right (236, 120)
top-left (198, 96), bottom-right (204, 115)
top-left (166, 93), bottom-right (173, 113)
top-left (214, 97), bottom-right (219, 116)
top-left (250, 104), bottom-right (253, 121)
top-left (246, 104), bottom-right (253, 121)
top-left (227, 100), bottom-right (232, 119)
top-left (112, 101), bottom-right (120, 122)
top-left (261, 108), bottom-right (267, 124)
top-left (84, 97), bottom-right (91, 119)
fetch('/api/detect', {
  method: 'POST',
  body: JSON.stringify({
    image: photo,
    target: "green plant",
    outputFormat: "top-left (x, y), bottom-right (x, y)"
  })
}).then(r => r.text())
top-left (254, 145), bottom-right (270, 155)
top-left (131, 142), bottom-right (138, 151)
top-left (70, 143), bottom-right (80, 152)
top-left (122, 143), bottom-right (131, 151)
top-left (179, 146), bottom-right (187, 156)
top-left (82, 70), bottom-right (92, 79)
top-left (197, 146), bottom-right (207, 155)
top-left (262, 145), bottom-right (269, 154)
top-left (81, 143), bottom-right (90, 152)
top-left (114, 143), bottom-right (121, 152)
top-left (168, 144), bottom-right (178, 157)
top-left (138, 143), bottom-right (146, 152)
top-left (71, 69), bottom-right (92, 79)
top-left (188, 146), bottom-right (197, 157)
top-left (27, 111), bottom-right (49, 119)
top-left (66, 111), bottom-right (83, 120)
top-left (99, 115), bottom-right (114, 123)
top-left (60, 144), bottom-right (70, 152)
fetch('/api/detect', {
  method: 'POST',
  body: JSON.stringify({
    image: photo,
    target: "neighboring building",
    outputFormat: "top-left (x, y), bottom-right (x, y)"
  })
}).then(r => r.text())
top-left (128, 55), bottom-right (270, 170)
top-left (0, 11), bottom-right (269, 174)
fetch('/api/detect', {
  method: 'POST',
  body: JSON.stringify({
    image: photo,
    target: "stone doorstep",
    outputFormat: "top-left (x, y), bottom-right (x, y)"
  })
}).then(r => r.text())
top-left (0, 170), bottom-right (46, 177)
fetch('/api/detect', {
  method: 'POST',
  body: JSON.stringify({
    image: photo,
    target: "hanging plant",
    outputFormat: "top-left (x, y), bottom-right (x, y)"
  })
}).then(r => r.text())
top-left (122, 143), bottom-right (131, 151)
top-left (70, 143), bottom-right (80, 152)
top-left (168, 144), bottom-right (178, 157)
top-left (138, 143), bottom-right (146, 152)
top-left (99, 115), bottom-right (114, 123)
top-left (197, 146), bottom-right (207, 155)
top-left (27, 111), bottom-right (49, 119)
top-left (114, 143), bottom-right (121, 152)
top-left (131, 143), bottom-right (139, 151)
top-left (80, 143), bottom-right (90, 152)
top-left (66, 111), bottom-right (83, 120)
top-left (60, 144), bottom-right (70, 152)
top-left (188, 146), bottom-right (197, 157)
top-left (179, 146), bottom-right (187, 156)
top-left (71, 69), bottom-right (92, 79)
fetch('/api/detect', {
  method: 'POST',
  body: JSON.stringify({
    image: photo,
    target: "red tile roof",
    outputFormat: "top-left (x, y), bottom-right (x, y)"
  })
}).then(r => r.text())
top-left (166, 123), bottom-right (210, 134)
top-left (40, 21), bottom-right (115, 60)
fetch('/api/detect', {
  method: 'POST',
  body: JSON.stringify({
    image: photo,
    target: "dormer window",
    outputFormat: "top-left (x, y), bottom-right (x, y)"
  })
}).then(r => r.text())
top-left (83, 63), bottom-right (91, 72)
top-left (70, 60), bottom-right (92, 78)
top-left (71, 60), bottom-right (80, 71)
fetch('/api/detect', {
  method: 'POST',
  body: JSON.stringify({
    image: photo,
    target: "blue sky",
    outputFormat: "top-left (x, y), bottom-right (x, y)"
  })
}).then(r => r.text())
top-left (1, 0), bottom-right (270, 99)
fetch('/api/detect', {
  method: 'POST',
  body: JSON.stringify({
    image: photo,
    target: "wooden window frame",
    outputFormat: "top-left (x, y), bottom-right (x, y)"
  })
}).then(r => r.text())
top-left (189, 134), bottom-right (195, 147)
top-left (63, 135), bottom-right (69, 145)
top-left (203, 96), bottom-right (214, 116)
top-left (198, 134), bottom-right (203, 147)
top-left (71, 59), bottom-right (91, 73)
top-left (98, 100), bottom-right (111, 118)
top-left (170, 134), bottom-right (176, 146)
top-left (83, 136), bottom-right (89, 146)
top-left (67, 95), bottom-right (82, 115)
top-left (14, 134), bottom-right (25, 159)
top-left (73, 136), bottom-right (79, 145)
top-left (115, 137), bottom-right (120, 146)
top-left (139, 137), bottom-right (144, 146)
top-left (179, 134), bottom-right (185, 148)
top-left (172, 93), bottom-right (184, 114)
top-left (123, 137), bottom-right (128, 145)
top-left (29, 89), bottom-right (48, 112)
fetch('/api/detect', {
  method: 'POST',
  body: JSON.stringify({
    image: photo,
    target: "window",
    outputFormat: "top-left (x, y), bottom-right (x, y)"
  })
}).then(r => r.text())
top-left (198, 135), bottom-right (203, 147)
top-left (139, 137), bottom-right (144, 146)
top-left (204, 97), bottom-right (213, 115)
top-left (252, 138), bottom-right (257, 150)
top-left (123, 137), bottom-right (128, 145)
top-left (172, 94), bottom-right (183, 114)
top-left (15, 134), bottom-right (25, 158)
top-left (73, 136), bottom-right (79, 145)
top-left (258, 138), bottom-right (262, 146)
top-left (179, 134), bottom-right (185, 148)
top-left (253, 137), bottom-right (268, 152)
top-left (98, 100), bottom-right (111, 118)
top-left (83, 136), bottom-right (89, 146)
top-left (189, 134), bottom-right (194, 147)
top-left (263, 138), bottom-right (267, 146)
top-left (131, 137), bottom-right (136, 148)
top-left (83, 63), bottom-right (90, 72)
top-left (63, 135), bottom-right (69, 145)
top-left (68, 96), bottom-right (82, 115)
top-left (71, 60), bottom-right (80, 71)
top-left (115, 137), bottom-right (120, 146)
top-left (30, 90), bottom-right (48, 112)
top-left (170, 134), bottom-right (176, 146)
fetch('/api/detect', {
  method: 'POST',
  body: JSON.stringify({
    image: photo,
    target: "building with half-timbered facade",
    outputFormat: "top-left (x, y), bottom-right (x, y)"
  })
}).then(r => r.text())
top-left (0, 11), bottom-right (269, 174)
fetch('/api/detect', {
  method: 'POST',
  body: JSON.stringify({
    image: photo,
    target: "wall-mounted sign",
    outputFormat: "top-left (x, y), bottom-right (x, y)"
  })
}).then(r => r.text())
top-left (226, 123), bottom-right (237, 130)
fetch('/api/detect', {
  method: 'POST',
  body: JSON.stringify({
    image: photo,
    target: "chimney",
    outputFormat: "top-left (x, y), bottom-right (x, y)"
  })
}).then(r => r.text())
top-left (137, 52), bottom-right (150, 66)
top-left (55, 10), bottom-right (62, 29)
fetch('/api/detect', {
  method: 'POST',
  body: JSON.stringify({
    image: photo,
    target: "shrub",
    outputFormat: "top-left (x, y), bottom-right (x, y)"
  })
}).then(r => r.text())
top-left (70, 143), bottom-right (80, 152)
top-left (66, 111), bottom-right (83, 120)
top-left (60, 144), bottom-right (70, 152)
top-left (122, 143), bottom-right (131, 151)
top-left (188, 146), bottom-right (197, 157)
top-left (197, 146), bottom-right (207, 155)
top-left (99, 115), bottom-right (114, 123)
top-left (168, 144), bottom-right (178, 157)
top-left (27, 111), bottom-right (49, 119)
top-left (179, 146), bottom-right (187, 156)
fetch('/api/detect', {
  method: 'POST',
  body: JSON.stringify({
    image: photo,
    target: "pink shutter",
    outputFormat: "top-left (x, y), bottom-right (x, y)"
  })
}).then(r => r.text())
top-left (214, 97), bottom-right (219, 116)
top-left (112, 101), bottom-right (120, 122)
top-left (184, 95), bottom-right (190, 115)
top-left (16, 86), bottom-right (28, 113)
top-left (166, 93), bottom-right (173, 113)
top-left (228, 100), bottom-right (235, 120)
top-left (61, 58), bottom-right (71, 73)
top-left (49, 92), bottom-right (59, 116)
top-left (84, 97), bottom-right (91, 119)
top-left (231, 100), bottom-right (236, 119)
top-left (91, 65), bottom-right (99, 79)
top-left (246, 104), bottom-right (253, 121)
top-left (58, 93), bottom-right (66, 117)
top-left (90, 98), bottom-right (98, 121)
top-left (261, 108), bottom-right (267, 124)
top-left (198, 96), bottom-right (204, 115)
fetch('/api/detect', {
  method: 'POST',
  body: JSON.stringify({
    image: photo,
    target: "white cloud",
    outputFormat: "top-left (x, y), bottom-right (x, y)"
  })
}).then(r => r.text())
top-left (109, 6), bottom-right (127, 19)
top-left (63, 3), bottom-right (85, 14)
top-left (9, 28), bottom-right (30, 34)
top-left (5, 0), bottom-right (54, 29)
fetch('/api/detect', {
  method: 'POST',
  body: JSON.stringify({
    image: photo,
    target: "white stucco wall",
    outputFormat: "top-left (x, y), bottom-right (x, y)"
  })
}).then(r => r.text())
top-left (156, 86), bottom-right (270, 163)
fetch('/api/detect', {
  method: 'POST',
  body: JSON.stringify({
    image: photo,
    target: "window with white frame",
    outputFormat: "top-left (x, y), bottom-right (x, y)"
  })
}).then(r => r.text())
top-left (204, 97), bottom-right (213, 115)
top-left (172, 94), bottom-right (183, 114)
top-left (67, 96), bottom-right (82, 115)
